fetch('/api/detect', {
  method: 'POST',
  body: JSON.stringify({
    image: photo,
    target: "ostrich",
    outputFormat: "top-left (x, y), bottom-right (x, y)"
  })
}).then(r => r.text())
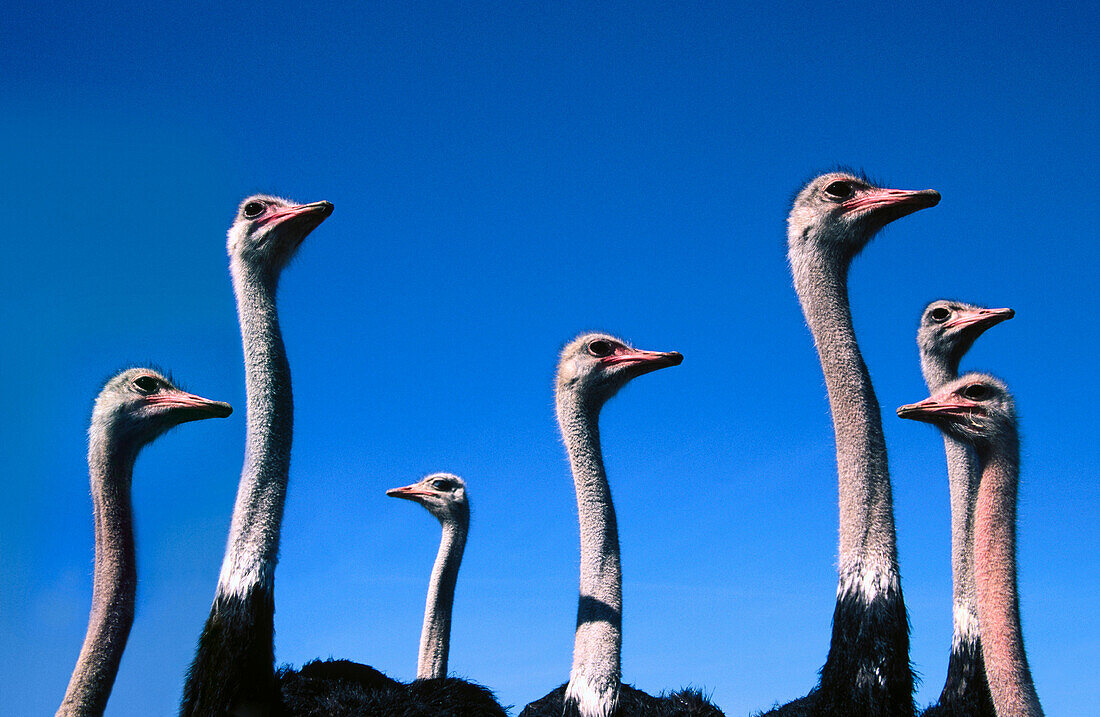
top-left (180, 194), bottom-right (337, 715)
top-left (763, 171), bottom-right (940, 716)
top-left (386, 473), bottom-right (471, 681)
top-left (520, 334), bottom-right (724, 717)
top-left (181, 195), bottom-right (505, 717)
top-left (916, 301), bottom-right (1014, 716)
top-left (57, 369), bottom-right (231, 717)
top-left (279, 473), bottom-right (506, 716)
top-left (898, 375), bottom-right (1044, 717)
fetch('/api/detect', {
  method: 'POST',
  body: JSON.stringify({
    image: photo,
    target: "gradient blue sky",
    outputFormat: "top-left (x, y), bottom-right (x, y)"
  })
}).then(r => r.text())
top-left (2, 2), bottom-right (1097, 714)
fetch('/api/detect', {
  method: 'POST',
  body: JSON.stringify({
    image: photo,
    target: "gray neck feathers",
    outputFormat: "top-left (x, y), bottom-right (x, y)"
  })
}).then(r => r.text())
top-left (974, 439), bottom-right (1043, 716)
top-left (557, 392), bottom-right (622, 717)
top-left (57, 427), bottom-right (138, 716)
top-left (216, 264), bottom-right (292, 599)
top-left (791, 254), bottom-right (899, 593)
top-left (417, 515), bottom-right (468, 679)
top-left (920, 349), bottom-right (981, 647)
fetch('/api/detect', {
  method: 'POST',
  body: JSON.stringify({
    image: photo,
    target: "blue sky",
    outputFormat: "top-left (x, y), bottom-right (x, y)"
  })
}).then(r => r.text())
top-left (1, 2), bottom-right (1096, 714)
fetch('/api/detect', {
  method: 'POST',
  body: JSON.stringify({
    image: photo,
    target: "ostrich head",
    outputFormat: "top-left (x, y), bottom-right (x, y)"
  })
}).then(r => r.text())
top-left (93, 368), bottom-right (232, 448)
top-left (897, 373), bottom-right (1016, 453)
top-left (387, 473), bottom-right (470, 526)
top-left (918, 300), bottom-right (1015, 370)
top-left (787, 171), bottom-right (940, 265)
top-left (226, 194), bottom-right (334, 275)
top-left (556, 333), bottom-right (683, 409)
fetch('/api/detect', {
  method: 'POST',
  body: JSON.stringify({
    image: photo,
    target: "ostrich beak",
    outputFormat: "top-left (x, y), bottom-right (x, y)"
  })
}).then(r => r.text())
top-left (263, 200), bottom-right (334, 224)
top-left (387, 484), bottom-right (433, 501)
top-left (945, 307), bottom-right (1015, 333)
top-left (260, 200), bottom-right (334, 239)
top-left (843, 187), bottom-right (941, 225)
top-left (603, 349), bottom-right (683, 377)
top-left (148, 391), bottom-right (233, 422)
top-left (897, 395), bottom-right (973, 423)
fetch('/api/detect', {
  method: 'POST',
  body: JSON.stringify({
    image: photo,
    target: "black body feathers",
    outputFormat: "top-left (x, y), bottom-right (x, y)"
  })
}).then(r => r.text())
top-left (180, 587), bottom-right (279, 716)
top-left (757, 590), bottom-right (914, 716)
top-left (279, 664), bottom-right (508, 717)
top-left (520, 682), bottom-right (723, 717)
top-left (919, 640), bottom-right (995, 717)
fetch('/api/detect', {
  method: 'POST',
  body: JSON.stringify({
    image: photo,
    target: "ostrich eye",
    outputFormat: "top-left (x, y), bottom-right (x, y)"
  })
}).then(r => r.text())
top-left (243, 201), bottom-right (266, 218)
top-left (587, 340), bottom-right (613, 358)
top-left (132, 376), bottom-right (159, 394)
top-left (823, 181), bottom-right (853, 199)
top-left (431, 480), bottom-right (451, 491)
top-left (930, 307), bottom-right (951, 322)
top-left (962, 384), bottom-right (990, 401)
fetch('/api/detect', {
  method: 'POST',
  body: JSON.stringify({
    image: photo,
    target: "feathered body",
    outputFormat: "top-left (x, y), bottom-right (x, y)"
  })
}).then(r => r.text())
top-left (762, 172), bottom-right (939, 716)
top-left (898, 375), bottom-right (1043, 717)
top-left (58, 369), bottom-right (230, 717)
top-left (915, 300), bottom-right (1013, 716)
top-left (279, 664), bottom-right (505, 717)
top-left (521, 334), bottom-right (722, 717)
top-left (181, 196), bottom-right (505, 716)
top-left (522, 683), bottom-right (723, 717)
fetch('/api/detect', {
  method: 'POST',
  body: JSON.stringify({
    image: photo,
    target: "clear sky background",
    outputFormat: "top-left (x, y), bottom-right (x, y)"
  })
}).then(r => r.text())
top-left (1, 2), bottom-right (1096, 714)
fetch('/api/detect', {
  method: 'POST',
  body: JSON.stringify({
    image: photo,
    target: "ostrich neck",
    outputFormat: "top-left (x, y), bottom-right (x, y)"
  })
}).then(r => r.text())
top-left (216, 266), bottom-right (292, 599)
top-left (557, 392), bottom-right (622, 717)
top-left (180, 263), bottom-right (289, 715)
top-left (58, 432), bottom-right (137, 717)
top-left (918, 352), bottom-right (957, 393)
top-left (416, 518), bottom-right (467, 679)
top-left (974, 440), bottom-right (1043, 716)
top-left (921, 353), bottom-right (981, 649)
top-left (793, 257), bottom-right (898, 589)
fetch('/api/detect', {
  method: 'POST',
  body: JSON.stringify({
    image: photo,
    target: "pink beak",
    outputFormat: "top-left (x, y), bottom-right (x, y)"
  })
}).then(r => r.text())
top-left (256, 200), bottom-right (334, 228)
top-left (944, 307), bottom-right (1015, 332)
top-left (147, 391), bottom-right (233, 418)
top-left (897, 394), bottom-right (975, 422)
top-left (387, 484), bottom-right (434, 500)
top-left (842, 187), bottom-right (941, 216)
top-left (602, 349), bottom-right (684, 368)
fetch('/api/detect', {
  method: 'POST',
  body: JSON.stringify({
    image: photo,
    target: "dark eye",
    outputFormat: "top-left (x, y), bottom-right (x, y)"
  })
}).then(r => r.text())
top-left (587, 340), bottom-right (613, 358)
top-left (132, 376), bottom-right (159, 394)
top-left (823, 181), bottom-right (853, 199)
top-left (243, 201), bottom-right (266, 218)
top-left (431, 480), bottom-right (451, 491)
top-left (930, 307), bottom-right (951, 323)
top-left (962, 384), bottom-right (990, 401)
